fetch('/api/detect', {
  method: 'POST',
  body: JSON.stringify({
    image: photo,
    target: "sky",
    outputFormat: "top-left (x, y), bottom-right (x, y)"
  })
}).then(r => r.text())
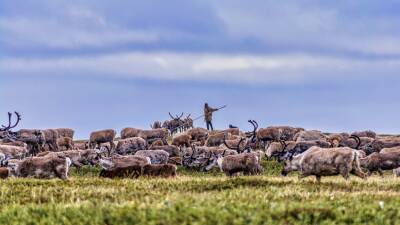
top-left (1, 0), bottom-right (400, 139)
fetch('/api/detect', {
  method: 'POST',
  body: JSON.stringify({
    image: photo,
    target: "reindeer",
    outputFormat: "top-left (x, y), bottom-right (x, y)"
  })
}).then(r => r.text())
top-left (281, 146), bottom-right (366, 182)
top-left (16, 129), bottom-right (46, 156)
top-left (74, 141), bottom-right (89, 150)
top-left (135, 150), bottom-right (169, 164)
top-left (172, 133), bottom-right (192, 147)
top-left (183, 114), bottom-right (194, 131)
top-left (120, 127), bottom-right (142, 139)
top-left (351, 130), bottom-right (377, 139)
top-left (97, 154), bottom-right (150, 178)
top-left (142, 164), bottom-right (177, 178)
top-left (206, 149), bottom-right (262, 176)
top-left (205, 132), bottom-right (235, 147)
top-left (360, 147), bottom-right (400, 177)
top-left (294, 130), bottom-right (327, 142)
top-left (36, 148), bottom-right (106, 170)
top-left (165, 112), bottom-right (184, 134)
top-left (149, 145), bottom-right (181, 157)
top-left (223, 136), bottom-right (248, 153)
top-left (0, 167), bottom-right (9, 179)
top-left (55, 128), bottom-right (75, 139)
top-left (88, 129), bottom-right (116, 155)
top-left (9, 155), bottom-right (72, 180)
top-left (115, 137), bottom-right (147, 155)
top-left (168, 156), bottom-right (182, 165)
top-left (181, 146), bottom-right (212, 171)
top-left (0, 144), bottom-right (29, 159)
top-left (182, 145), bottom-right (236, 171)
top-left (42, 129), bottom-right (59, 151)
top-left (99, 163), bottom-right (143, 178)
top-left (137, 128), bottom-right (169, 145)
top-left (107, 154), bottom-right (151, 166)
top-left (57, 137), bottom-right (74, 150)
top-left (255, 123), bottom-right (304, 148)
top-left (150, 121), bottom-right (162, 129)
top-left (266, 139), bottom-right (333, 162)
top-left (148, 139), bottom-right (164, 149)
top-left (186, 127), bottom-right (208, 144)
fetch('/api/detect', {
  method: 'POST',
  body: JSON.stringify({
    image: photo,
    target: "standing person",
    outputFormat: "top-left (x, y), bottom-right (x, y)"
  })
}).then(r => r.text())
top-left (204, 103), bottom-right (219, 131)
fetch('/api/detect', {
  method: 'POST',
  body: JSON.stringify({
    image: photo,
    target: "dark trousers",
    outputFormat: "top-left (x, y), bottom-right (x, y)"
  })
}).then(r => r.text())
top-left (206, 121), bottom-right (214, 131)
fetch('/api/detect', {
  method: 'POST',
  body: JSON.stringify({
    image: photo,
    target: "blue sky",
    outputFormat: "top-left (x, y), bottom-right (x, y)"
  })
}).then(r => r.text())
top-left (1, 0), bottom-right (400, 138)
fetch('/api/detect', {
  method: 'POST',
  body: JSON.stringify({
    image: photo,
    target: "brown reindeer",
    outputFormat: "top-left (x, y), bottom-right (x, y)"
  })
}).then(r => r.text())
top-left (100, 164), bottom-right (143, 178)
top-left (42, 129), bottom-right (59, 151)
top-left (57, 137), bottom-right (74, 150)
top-left (142, 164), bottom-right (177, 178)
top-left (186, 127), bottom-right (208, 143)
top-left (0, 168), bottom-right (9, 179)
top-left (16, 129), bottom-right (46, 155)
top-left (88, 129), bottom-right (116, 155)
top-left (120, 127), bottom-right (141, 139)
top-left (10, 156), bottom-right (71, 180)
top-left (360, 148), bottom-right (400, 177)
top-left (214, 151), bottom-right (261, 176)
top-left (172, 133), bottom-right (192, 147)
top-left (55, 128), bottom-right (75, 139)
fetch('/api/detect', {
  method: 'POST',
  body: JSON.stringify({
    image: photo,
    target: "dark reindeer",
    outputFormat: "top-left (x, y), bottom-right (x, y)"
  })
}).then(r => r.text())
top-left (246, 120), bottom-right (258, 148)
top-left (150, 121), bottom-right (162, 129)
top-left (165, 112), bottom-right (184, 134)
top-left (183, 114), bottom-right (194, 131)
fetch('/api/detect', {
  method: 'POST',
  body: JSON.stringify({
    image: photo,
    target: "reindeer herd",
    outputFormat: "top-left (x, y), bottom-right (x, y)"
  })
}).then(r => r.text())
top-left (1, 111), bottom-right (400, 182)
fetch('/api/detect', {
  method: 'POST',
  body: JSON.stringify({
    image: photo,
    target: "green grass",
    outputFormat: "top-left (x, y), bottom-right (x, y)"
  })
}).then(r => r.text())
top-left (1, 161), bottom-right (400, 225)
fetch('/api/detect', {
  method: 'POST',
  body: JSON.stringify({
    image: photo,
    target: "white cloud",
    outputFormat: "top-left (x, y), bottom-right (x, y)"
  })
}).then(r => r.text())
top-left (0, 15), bottom-right (159, 49)
top-left (1, 52), bottom-right (399, 84)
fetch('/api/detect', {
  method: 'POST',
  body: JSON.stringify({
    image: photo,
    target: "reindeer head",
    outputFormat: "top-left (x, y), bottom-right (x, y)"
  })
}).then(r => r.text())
top-left (281, 152), bottom-right (302, 176)
top-left (99, 158), bottom-right (114, 170)
top-left (223, 134), bottom-right (250, 153)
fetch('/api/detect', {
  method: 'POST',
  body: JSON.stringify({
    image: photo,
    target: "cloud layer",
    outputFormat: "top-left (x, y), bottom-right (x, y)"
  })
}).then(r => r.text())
top-left (1, 0), bottom-right (400, 137)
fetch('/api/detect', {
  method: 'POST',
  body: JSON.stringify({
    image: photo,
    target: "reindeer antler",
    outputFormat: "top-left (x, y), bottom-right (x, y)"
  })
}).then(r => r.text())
top-left (247, 120), bottom-right (258, 143)
top-left (237, 138), bottom-right (246, 153)
top-left (252, 120), bottom-right (259, 130)
top-left (168, 112), bottom-right (175, 120)
top-left (1, 112), bottom-right (21, 132)
top-left (176, 112), bottom-right (184, 119)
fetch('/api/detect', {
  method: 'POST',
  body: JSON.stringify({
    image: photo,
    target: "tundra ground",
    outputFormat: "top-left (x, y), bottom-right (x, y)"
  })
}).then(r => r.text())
top-left (1, 161), bottom-right (400, 225)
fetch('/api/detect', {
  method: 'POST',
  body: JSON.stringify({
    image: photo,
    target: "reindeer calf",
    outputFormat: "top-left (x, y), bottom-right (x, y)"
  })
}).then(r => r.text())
top-left (0, 168), bottom-right (9, 179)
top-left (142, 164), bottom-right (177, 178)
top-left (100, 164), bottom-right (143, 178)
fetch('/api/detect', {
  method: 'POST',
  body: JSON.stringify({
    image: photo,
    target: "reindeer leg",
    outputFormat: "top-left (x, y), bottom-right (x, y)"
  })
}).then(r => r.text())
top-left (315, 175), bottom-right (322, 183)
top-left (378, 169), bottom-right (384, 178)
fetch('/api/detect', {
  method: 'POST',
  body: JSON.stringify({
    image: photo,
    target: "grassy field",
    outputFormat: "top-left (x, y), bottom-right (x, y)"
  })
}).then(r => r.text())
top-left (1, 161), bottom-right (400, 225)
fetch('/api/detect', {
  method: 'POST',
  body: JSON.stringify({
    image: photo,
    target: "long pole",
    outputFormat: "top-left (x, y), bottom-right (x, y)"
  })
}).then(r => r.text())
top-left (172, 105), bottom-right (227, 132)
top-left (192, 105), bottom-right (227, 121)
